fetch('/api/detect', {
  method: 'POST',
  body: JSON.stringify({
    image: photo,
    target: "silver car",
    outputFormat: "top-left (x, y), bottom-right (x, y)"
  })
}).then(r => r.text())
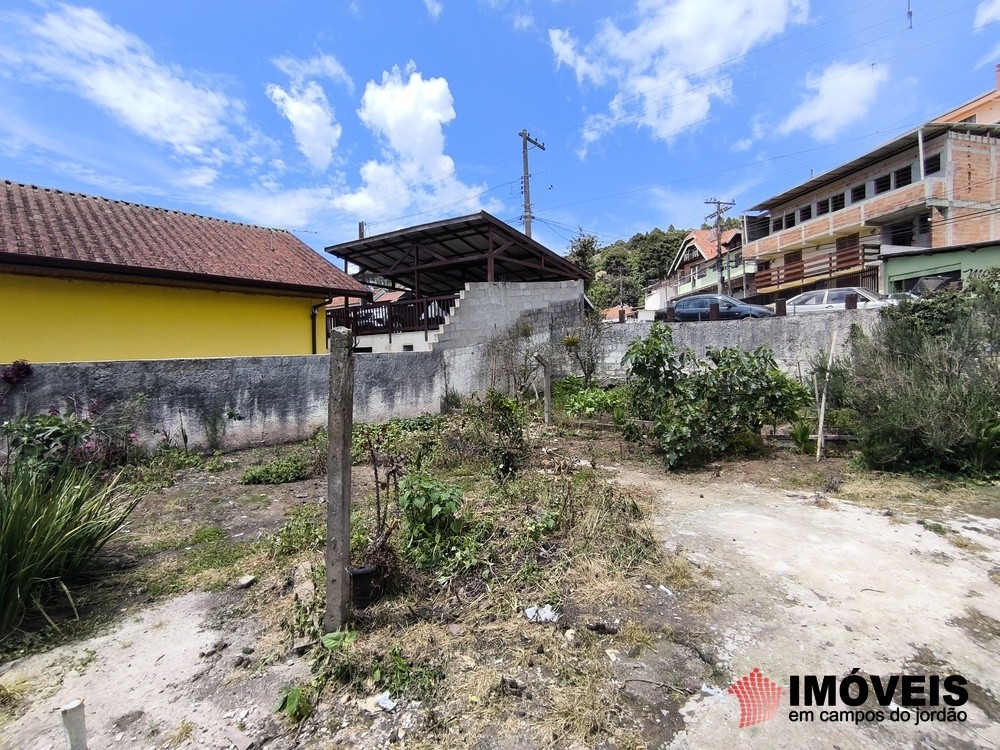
top-left (784, 287), bottom-right (895, 315)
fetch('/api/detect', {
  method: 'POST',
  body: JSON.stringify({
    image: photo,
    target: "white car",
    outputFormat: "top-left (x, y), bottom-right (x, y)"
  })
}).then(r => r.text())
top-left (784, 287), bottom-right (895, 315)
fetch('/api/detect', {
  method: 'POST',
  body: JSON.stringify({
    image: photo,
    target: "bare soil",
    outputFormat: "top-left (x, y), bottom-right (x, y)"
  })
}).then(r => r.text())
top-left (2, 444), bottom-right (998, 750)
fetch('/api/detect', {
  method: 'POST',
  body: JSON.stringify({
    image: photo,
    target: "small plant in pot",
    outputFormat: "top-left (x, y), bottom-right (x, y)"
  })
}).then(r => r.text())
top-left (350, 429), bottom-right (403, 609)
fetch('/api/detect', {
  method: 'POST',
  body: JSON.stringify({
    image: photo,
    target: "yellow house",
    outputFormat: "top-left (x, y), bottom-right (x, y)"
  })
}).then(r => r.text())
top-left (0, 180), bottom-right (369, 363)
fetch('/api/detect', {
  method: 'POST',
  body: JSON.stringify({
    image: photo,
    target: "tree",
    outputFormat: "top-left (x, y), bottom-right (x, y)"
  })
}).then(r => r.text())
top-left (700, 216), bottom-right (742, 232)
top-left (567, 234), bottom-right (598, 282)
top-left (563, 312), bottom-right (609, 388)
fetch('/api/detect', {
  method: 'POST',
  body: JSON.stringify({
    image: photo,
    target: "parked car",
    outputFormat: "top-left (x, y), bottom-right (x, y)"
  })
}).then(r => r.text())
top-left (655, 293), bottom-right (774, 322)
top-left (784, 287), bottom-right (894, 315)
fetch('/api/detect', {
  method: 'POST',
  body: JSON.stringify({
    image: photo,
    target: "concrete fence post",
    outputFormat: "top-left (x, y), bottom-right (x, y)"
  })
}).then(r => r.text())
top-left (325, 327), bottom-right (354, 633)
top-left (775, 299), bottom-right (787, 317)
top-left (534, 352), bottom-right (552, 425)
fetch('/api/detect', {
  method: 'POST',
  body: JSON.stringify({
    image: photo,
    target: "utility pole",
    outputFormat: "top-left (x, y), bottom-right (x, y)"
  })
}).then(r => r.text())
top-left (520, 129), bottom-right (546, 238)
top-left (705, 198), bottom-right (736, 294)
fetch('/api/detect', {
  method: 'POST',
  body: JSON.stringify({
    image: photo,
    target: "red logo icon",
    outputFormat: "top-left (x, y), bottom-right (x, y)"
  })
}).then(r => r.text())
top-left (728, 668), bottom-right (785, 728)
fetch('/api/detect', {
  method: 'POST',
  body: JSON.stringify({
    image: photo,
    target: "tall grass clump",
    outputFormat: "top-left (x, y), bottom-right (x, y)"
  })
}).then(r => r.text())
top-left (0, 459), bottom-right (137, 638)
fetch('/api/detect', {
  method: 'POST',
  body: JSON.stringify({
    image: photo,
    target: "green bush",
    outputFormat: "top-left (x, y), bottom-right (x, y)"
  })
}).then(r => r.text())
top-left (2, 413), bottom-right (92, 472)
top-left (563, 386), bottom-right (628, 419)
top-left (351, 416), bottom-right (444, 467)
top-left (399, 472), bottom-right (467, 570)
top-left (0, 459), bottom-right (136, 637)
top-left (845, 282), bottom-right (1000, 476)
top-left (621, 324), bottom-right (809, 468)
top-left (240, 451), bottom-right (314, 485)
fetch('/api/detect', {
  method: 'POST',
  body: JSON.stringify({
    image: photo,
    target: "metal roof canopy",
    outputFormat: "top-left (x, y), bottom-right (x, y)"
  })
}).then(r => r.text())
top-left (324, 211), bottom-right (588, 298)
top-left (748, 123), bottom-right (1000, 213)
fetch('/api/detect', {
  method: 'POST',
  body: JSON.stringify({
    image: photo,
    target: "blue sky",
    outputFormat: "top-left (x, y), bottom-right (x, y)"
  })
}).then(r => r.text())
top-left (0, 0), bottom-right (998, 258)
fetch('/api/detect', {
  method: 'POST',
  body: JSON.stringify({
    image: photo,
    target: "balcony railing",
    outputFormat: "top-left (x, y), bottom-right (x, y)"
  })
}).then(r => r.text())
top-left (755, 245), bottom-right (862, 290)
top-left (328, 294), bottom-right (459, 341)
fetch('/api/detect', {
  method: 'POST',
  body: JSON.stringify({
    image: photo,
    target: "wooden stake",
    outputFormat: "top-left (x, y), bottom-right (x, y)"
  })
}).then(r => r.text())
top-left (325, 327), bottom-right (354, 633)
top-left (816, 332), bottom-right (837, 461)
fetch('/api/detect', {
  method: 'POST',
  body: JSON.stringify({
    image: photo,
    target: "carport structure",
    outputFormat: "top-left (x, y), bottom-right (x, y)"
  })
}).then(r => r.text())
top-left (324, 211), bottom-right (588, 341)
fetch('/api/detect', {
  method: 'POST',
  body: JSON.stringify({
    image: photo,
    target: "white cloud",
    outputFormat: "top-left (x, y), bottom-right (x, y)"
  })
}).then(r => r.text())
top-left (779, 61), bottom-right (889, 141)
top-left (975, 0), bottom-right (1000, 28)
top-left (0, 6), bottom-right (242, 162)
top-left (174, 166), bottom-right (219, 188)
top-left (424, 0), bottom-right (443, 20)
top-left (549, 28), bottom-right (607, 86)
top-left (266, 80), bottom-right (342, 172)
top-left (550, 0), bottom-right (809, 149)
top-left (211, 185), bottom-right (340, 228)
top-left (266, 53), bottom-right (353, 172)
top-left (273, 54), bottom-right (353, 93)
top-left (513, 12), bottom-right (535, 31)
top-left (334, 62), bottom-right (497, 227)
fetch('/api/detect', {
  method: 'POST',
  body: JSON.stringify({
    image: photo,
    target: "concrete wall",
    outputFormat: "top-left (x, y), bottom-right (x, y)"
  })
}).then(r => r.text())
top-left (0, 281), bottom-right (583, 452)
top-left (1, 283), bottom-right (876, 453)
top-left (600, 309), bottom-right (879, 381)
top-left (0, 352), bottom-right (446, 452)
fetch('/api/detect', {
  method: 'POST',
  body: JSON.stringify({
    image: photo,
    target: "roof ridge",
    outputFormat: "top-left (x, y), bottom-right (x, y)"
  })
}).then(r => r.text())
top-left (3, 179), bottom-right (290, 234)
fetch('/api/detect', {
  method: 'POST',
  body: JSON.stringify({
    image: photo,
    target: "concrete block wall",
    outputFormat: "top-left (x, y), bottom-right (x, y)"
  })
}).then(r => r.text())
top-left (433, 280), bottom-right (585, 396)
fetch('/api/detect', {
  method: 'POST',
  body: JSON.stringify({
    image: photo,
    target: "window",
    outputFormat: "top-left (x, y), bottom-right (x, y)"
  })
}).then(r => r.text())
top-left (800, 205), bottom-right (812, 221)
top-left (924, 153), bottom-right (941, 175)
top-left (402, 344), bottom-right (414, 352)
top-left (874, 174), bottom-right (892, 194)
top-left (831, 193), bottom-right (846, 211)
top-left (894, 166), bottom-right (912, 188)
top-left (784, 212), bottom-right (796, 228)
top-left (890, 221), bottom-right (914, 246)
top-left (816, 198), bottom-right (830, 216)
top-left (836, 233), bottom-right (860, 252)
top-left (851, 184), bottom-right (867, 203)
top-left (772, 216), bottom-right (784, 232)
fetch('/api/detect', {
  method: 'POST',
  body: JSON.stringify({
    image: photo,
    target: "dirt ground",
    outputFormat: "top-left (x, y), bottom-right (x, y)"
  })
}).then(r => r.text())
top-left (1, 449), bottom-right (999, 749)
top-left (614, 461), bottom-right (1000, 749)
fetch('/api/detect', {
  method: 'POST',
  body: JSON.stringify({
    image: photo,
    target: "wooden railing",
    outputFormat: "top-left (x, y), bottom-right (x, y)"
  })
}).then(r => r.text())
top-left (755, 245), bottom-right (862, 290)
top-left (328, 294), bottom-right (460, 341)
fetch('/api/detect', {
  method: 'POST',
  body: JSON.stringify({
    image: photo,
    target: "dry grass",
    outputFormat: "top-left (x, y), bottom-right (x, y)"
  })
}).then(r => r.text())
top-left (949, 535), bottom-right (986, 552)
top-left (0, 678), bottom-right (31, 730)
top-left (162, 719), bottom-right (195, 746)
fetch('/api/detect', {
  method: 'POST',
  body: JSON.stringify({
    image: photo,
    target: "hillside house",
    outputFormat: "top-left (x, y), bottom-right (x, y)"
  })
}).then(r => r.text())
top-left (643, 228), bottom-right (757, 313)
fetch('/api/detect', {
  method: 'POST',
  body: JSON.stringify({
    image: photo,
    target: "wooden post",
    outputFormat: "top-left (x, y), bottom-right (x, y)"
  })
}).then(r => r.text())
top-left (816, 332), bottom-right (837, 462)
top-left (325, 327), bottom-right (354, 632)
top-left (534, 352), bottom-right (552, 426)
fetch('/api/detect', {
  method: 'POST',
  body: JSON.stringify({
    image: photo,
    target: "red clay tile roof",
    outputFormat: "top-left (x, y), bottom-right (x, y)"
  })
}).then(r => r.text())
top-left (684, 228), bottom-right (739, 261)
top-left (0, 180), bottom-right (368, 297)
